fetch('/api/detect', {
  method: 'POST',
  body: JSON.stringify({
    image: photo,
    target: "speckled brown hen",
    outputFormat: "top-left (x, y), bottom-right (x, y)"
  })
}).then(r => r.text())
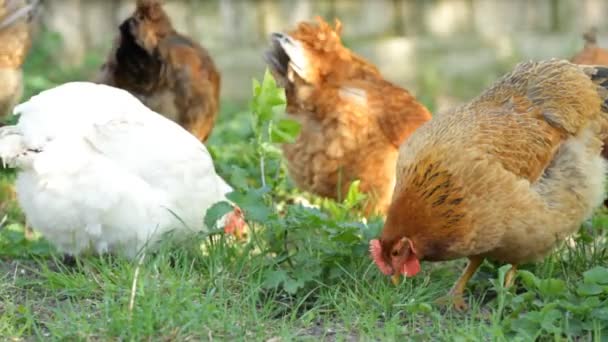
top-left (371, 60), bottom-right (608, 310)
top-left (264, 17), bottom-right (431, 215)
top-left (95, 0), bottom-right (220, 142)
top-left (0, 0), bottom-right (38, 120)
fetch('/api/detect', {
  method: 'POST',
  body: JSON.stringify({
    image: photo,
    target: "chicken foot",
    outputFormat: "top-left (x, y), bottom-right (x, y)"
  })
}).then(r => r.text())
top-left (436, 256), bottom-right (484, 311)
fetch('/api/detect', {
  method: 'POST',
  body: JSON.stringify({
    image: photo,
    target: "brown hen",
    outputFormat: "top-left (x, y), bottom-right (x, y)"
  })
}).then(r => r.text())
top-left (0, 0), bottom-right (38, 120)
top-left (95, 0), bottom-right (220, 142)
top-left (371, 59), bottom-right (608, 310)
top-left (264, 17), bottom-right (431, 215)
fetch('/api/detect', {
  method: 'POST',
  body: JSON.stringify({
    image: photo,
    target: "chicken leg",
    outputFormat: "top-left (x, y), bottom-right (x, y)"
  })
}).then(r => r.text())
top-left (436, 256), bottom-right (483, 311)
top-left (504, 264), bottom-right (518, 288)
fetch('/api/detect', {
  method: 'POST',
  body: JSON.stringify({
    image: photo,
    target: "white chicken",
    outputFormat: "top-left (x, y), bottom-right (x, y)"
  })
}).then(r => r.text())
top-left (0, 82), bottom-right (247, 259)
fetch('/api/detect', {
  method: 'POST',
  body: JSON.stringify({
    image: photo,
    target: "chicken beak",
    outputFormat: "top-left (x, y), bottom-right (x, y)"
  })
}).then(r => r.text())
top-left (391, 273), bottom-right (401, 285)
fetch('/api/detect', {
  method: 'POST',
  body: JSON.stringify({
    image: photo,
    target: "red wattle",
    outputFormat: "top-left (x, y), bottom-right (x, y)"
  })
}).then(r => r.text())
top-left (402, 254), bottom-right (420, 277)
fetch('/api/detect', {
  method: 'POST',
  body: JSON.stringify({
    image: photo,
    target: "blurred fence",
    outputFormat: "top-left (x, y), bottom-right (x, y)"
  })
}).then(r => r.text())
top-left (38, 0), bottom-right (608, 108)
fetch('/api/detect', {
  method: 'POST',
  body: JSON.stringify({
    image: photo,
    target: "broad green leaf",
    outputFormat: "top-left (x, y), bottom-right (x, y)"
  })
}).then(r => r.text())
top-left (511, 313), bottom-right (542, 340)
top-left (581, 296), bottom-right (601, 308)
top-left (228, 166), bottom-right (250, 190)
top-left (270, 119), bottom-right (301, 143)
top-left (557, 299), bottom-right (593, 315)
top-left (3, 227), bottom-right (26, 244)
top-left (262, 269), bottom-right (288, 289)
top-left (227, 188), bottom-right (272, 222)
top-left (512, 292), bottom-right (535, 305)
top-left (344, 180), bottom-right (366, 206)
top-left (517, 270), bottom-right (539, 290)
top-left (538, 279), bottom-right (566, 298)
top-left (250, 69), bottom-right (286, 123)
top-left (583, 266), bottom-right (608, 285)
top-left (330, 229), bottom-right (360, 244)
top-left (563, 317), bottom-right (583, 337)
top-left (591, 307), bottom-right (608, 321)
top-left (576, 283), bottom-right (604, 296)
top-left (265, 92), bottom-right (286, 108)
top-left (283, 277), bottom-right (305, 294)
top-left (539, 309), bottom-right (561, 333)
top-left (203, 201), bottom-right (234, 230)
top-left (28, 241), bottom-right (54, 256)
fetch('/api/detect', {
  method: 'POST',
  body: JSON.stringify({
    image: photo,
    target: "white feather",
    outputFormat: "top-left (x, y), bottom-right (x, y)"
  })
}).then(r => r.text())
top-left (0, 82), bottom-right (233, 258)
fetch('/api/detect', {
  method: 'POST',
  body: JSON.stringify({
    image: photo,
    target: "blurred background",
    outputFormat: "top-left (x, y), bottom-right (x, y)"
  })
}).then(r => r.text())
top-left (27, 0), bottom-right (608, 112)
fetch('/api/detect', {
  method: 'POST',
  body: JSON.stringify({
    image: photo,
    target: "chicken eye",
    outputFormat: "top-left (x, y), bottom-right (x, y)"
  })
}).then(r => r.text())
top-left (391, 250), bottom-right (399, 257)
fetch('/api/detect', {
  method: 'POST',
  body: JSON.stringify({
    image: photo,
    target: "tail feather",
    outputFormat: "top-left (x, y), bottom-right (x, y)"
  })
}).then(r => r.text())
top-left (0, 125), bottom-right (25, 168)
top-left (264, 35), bottom-right (288, 74)
top-left (585, 65), bottom-right (608, 84)
top-left (264, 34), bottom-right (291, 86)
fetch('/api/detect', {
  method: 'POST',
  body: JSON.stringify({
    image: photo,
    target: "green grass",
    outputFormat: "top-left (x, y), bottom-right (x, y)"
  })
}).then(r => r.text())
top-left (1, 31), bottom-right (608, 341)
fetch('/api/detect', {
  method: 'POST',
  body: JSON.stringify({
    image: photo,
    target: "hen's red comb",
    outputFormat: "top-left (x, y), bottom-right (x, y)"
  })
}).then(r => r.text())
top-left (369, 239), bottom-right (392, 275)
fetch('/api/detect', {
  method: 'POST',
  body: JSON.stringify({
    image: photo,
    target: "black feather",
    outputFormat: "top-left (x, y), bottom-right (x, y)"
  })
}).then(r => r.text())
top-left (591, 67), bottom-right (608, 81)
top-left (114, 18), bottom-right (163, 94)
